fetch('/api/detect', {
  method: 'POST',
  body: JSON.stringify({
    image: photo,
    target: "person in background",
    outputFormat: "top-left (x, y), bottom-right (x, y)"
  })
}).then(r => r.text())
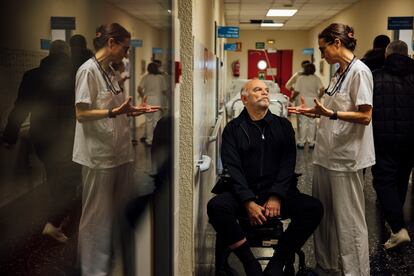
top-left (73, 23), bottom-right (159, 276)
top-left (70, 34), bottom-right (94, 71)
top-left (137, 62), bottom-right (167, 146)
top-left (153, 58), bottom-right (171, 114)
top-left (208, 79), bottom-right (323, 276)
top-left (289, 23), bottom-right (375, 276)
top-left (371, 40), bottom-right (414, 250)
top-left (3, 40), bottom-right (80, 243)
top-left (153, 59), bottom-right (168, 76)
top-left (290, 63), bottom-right (324, 149)
top-left (285, 60), bottom-right (311, 93)
top-left (361, 34), bottom-right (390, 71)
top-left (112, 60), bottom-right (130, 89)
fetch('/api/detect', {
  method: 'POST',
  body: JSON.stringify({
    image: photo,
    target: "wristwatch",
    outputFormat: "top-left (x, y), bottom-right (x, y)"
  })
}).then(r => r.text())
top-left (329, 109), bottom-right (338, 120)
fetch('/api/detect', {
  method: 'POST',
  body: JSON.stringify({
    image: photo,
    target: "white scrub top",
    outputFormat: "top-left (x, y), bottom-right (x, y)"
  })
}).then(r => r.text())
top-left (72, 58), bottom-right (134, 169)
top-left (313, 59), bottom-right (375, 172)
top-left (295, 74), bottom-right (323, 106)
top-left (139, 73), bottom-right (167, 106)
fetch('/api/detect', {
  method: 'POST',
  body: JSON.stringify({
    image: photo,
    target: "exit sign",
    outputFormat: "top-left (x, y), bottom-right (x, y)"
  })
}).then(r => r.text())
top-left (255, 42), bottom-right (265, 49)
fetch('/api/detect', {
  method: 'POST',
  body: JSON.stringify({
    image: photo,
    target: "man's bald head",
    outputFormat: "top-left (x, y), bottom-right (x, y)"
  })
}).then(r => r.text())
top-left (241, 79), bottom-right (265, 96)
top-left (240, 79), bottom-right (270, 113)
top-left (386, 40), bottom-right (408, 57)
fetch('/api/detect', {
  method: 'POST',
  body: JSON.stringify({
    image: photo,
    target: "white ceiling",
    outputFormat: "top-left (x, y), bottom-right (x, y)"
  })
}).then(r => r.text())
top-left (106, 0), bottom-right (361, 31)
top-left (106, 0), bottom-right (171, 29)
top-left (225, 0), bottom-right (361, 30)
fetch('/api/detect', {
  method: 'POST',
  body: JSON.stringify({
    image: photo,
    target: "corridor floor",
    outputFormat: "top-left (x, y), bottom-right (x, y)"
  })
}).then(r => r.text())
top-left (197, 144), bottom-right (414, 276)
top-left (0, 127), bottom-right (154, 276)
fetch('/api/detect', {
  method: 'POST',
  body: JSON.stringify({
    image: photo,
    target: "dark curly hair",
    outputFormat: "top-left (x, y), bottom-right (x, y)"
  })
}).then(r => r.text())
top-left (147, 62), bottom-right (161, 74)
top-left (318, 23), bottom-right (357, 51)
top-left (303, 63), bottom-right (316, 75)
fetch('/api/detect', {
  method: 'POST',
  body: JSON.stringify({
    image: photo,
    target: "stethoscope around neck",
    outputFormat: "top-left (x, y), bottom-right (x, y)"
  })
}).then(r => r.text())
top-left (325, 55), bottom-right (356, 96)
top-left (93, 56), bottom-right (123, 95)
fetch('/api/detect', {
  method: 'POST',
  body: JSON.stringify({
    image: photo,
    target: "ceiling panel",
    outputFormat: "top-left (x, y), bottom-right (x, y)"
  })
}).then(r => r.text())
top-left (225, 3), bottom-right (240, 9)
top-left (106, 0), bottom-right (170, 30)
top-left (224, 0), bottom-right (361, 30)
top-left (106, 0), bottom-right (361, 31)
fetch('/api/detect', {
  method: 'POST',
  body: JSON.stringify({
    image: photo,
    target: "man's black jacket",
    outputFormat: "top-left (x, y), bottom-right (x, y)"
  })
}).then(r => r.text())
top-left (214, 108), bottom-right (297, 203)
top-left (361, 48), bottom-right (386, 72)
top-left (372, 53), bottom-right (414, 152)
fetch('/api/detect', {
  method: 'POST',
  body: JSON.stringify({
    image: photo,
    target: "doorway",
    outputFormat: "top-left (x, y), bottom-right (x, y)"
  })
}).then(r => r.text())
top-left (248, 49), bottom-right (293, 97)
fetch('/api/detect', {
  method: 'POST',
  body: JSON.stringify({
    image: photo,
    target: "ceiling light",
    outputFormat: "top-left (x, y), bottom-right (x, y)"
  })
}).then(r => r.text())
top-left (261, 22), bottom-right (284, 27)
top-left (266, 9), bottom-right (297, 17)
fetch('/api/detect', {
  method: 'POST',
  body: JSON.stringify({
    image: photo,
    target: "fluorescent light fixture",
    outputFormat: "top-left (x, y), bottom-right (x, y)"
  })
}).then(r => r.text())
top-left (266, 9), bottom-right (297, 17)
top-left (261, 22), bottom-right (284, 27)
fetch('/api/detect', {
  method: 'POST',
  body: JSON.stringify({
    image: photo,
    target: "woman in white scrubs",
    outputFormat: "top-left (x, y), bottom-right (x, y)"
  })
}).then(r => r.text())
top-left (73, 23), bottom-right (158, 276)
top-left (291, 63), bottom-right (324, 149)
top-left (137, 62), bottom-right (167, 146)
top-left (289, 23), bottom-right (375, 276)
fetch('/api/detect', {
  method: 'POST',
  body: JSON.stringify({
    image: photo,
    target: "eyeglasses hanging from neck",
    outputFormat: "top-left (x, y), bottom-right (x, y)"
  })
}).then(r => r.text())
top-left (325, 56), bottom-right (356, 97)
top-left (93, 56), bottom-right (123, 95)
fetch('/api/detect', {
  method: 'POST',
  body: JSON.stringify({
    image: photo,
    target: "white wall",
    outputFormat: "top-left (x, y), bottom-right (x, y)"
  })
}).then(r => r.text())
top-left (192, 0), bottom-right (225, 274)
top-left (308, 0), bottom-right (414, 86)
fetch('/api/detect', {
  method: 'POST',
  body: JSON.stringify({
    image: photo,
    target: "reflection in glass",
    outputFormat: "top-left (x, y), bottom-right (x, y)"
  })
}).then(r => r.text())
top-left (0, 1), bottom-right (173, 275)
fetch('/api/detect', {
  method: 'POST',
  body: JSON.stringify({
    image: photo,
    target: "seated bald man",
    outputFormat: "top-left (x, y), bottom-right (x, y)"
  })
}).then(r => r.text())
top-left (207, 79), bottom-right (323, 276)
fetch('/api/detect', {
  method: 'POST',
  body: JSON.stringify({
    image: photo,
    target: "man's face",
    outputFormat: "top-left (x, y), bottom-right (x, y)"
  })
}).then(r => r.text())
top-left (242, 80), bottom-right (270, 111)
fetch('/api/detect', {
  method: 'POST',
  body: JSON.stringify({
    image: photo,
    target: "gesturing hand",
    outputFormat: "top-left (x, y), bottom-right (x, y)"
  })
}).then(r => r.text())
top-left (288, 96), bottom-right (312, 114)
top-left (312, 98), bottom-right (332, 117)
top-left (127, 96), bottom-right (162, 117)
top-left (244, 201), bottom-right (267, 226)
top-left (287, 96), bottom-right (325, 118)
top-left (113, 96), bottom-right (139, 115)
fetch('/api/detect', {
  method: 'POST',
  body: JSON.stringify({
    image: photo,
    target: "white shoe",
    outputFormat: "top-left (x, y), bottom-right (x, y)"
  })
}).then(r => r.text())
top-left (384, 228), bottom-right (411, 249)
top-left (42, 222), bottom-right (68, 243)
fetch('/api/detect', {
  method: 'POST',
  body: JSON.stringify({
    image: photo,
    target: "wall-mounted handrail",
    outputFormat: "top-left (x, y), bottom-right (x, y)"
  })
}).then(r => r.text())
top-left (208, 108), bottom-right (225, 143)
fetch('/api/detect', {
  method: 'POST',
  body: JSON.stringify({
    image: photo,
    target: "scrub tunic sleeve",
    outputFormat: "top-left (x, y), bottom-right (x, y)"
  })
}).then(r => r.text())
top-left (75, 68), bottom-right (97, 105)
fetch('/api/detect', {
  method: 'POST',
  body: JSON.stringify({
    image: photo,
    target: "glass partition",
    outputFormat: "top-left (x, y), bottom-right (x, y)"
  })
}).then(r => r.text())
top-left (0, 1), bottom-right (173, 275)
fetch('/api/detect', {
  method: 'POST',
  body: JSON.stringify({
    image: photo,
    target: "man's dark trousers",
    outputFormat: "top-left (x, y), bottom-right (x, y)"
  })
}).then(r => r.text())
top-left (207, 189), bottom-right (323, 259)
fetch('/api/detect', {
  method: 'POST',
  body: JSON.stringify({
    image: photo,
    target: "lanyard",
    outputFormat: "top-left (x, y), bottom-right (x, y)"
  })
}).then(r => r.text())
top-left (325, 56), bottom-right (356, 96)
top-left (93, 56), bottom-right (123, 95)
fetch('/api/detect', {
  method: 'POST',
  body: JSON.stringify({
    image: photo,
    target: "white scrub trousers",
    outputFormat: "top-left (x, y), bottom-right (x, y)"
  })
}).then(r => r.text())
top-left (144, 95), bottom-right (162, 146)
top-left (297, 114), bottom-right (317, 146)
top-left (78, 163), bottom-right (133, 276)
top-left (312, 165), bottom-right (370, 276)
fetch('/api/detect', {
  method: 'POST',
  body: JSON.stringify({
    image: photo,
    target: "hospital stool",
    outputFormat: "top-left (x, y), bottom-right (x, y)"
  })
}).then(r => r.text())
top-left (214, 217), bottom-right (316, 276)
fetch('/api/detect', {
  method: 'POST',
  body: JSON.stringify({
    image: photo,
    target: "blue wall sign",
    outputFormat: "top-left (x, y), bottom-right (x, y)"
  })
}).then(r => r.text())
top-left (388, 17), bottom-right (413, 30)
top-left (224, 43), bottom-right (237, 51)
top-left (217, 26), bottom-right (240, 38)
top-left (303, 48), bottom-right (314, 55)
top-left (152, 48), bottom-right (163, 54)
top-left (130, 39), bottom-right (143, 48)
top-left (40, 39), bottom-right (51, 50)
top-left (51, 16), bottom-right (76, 30)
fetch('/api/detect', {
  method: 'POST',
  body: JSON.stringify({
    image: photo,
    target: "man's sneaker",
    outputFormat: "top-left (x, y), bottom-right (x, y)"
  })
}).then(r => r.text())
top-left (308, 143), bottom-right (315, 149)
top-left (384, 228), bottom-right (411, 249)
top-left (42, 222), bottom-right (68, 243)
